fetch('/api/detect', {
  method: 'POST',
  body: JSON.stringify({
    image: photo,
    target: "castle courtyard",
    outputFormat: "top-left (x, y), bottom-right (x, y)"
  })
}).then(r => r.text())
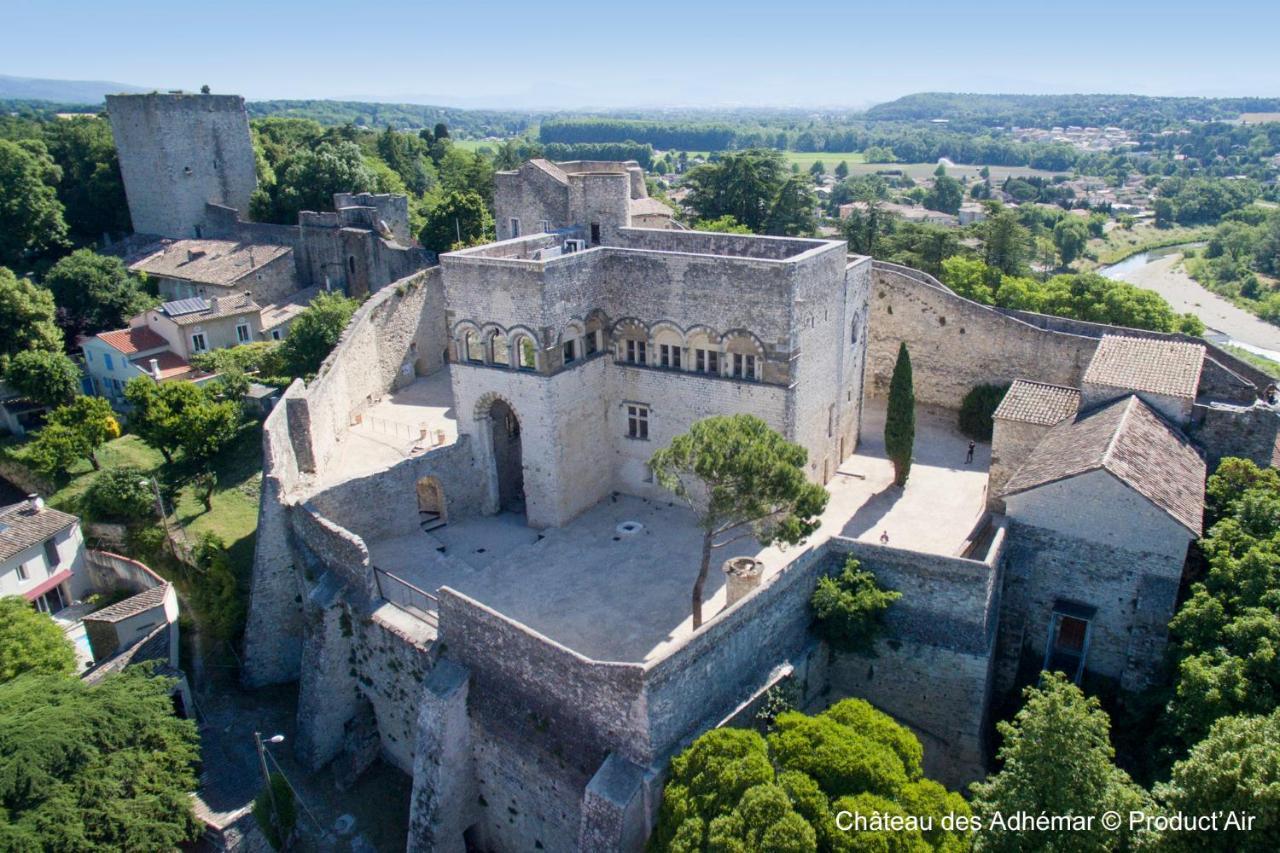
top-left (366, 395), bottom-right (991, 663)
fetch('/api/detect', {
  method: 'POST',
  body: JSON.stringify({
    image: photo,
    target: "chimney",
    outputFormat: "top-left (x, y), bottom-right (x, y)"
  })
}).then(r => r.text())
top-left (26, 494), bottom-right (44, 512)
top-left (150, 358), bottom-right (161, 379)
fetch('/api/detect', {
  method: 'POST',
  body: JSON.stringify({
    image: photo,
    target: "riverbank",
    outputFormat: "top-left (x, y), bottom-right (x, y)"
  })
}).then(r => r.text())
top-left (1080, 224), bottom-right (1213, 269)
top-left (1103, 253), bottom-right (1280, 354)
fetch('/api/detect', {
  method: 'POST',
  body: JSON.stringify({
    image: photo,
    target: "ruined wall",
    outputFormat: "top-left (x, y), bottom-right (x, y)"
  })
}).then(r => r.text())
top-left (868, 264), bottom-right (1097, 409)
top-left (1190, 401), bottom-right (1280, 469)
top-left (335, 193), bottom-right (413, 245)
top-left (106, 93), bottom-right (256, 239)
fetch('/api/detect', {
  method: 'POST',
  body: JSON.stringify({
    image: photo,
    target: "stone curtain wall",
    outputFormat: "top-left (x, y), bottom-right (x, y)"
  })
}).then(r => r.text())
top-left (868, 263), bottom-right (1098, 409)
top-left (352, 614), bottom-right (437, 774)
top-left (612, 229), bottom-right (828, 261)
top-left (436, 589), bottom-right (650, 766)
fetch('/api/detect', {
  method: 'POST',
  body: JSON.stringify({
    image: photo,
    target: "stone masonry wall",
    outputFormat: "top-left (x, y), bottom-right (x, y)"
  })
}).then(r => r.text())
top-left (868, 264), bottom-right (1097, 409)
top-left (352, 613), bottom-right (436, 774)
top-left (106, 93), bottom-right (256, 239)
top-left (1190, 402), bottom-right (1280, 469)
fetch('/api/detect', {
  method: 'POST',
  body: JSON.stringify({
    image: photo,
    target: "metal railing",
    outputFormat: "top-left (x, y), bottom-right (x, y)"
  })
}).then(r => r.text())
top-left (372, 566), bottom-right (439, 627)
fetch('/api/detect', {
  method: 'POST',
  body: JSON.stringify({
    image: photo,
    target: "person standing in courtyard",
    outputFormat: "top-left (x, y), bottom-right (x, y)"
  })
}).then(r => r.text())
top-left (966, 440), bottom-right (975, 464)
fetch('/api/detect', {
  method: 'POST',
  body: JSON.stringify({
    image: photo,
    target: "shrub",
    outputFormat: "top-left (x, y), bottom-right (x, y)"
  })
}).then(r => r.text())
top-left (810, 557), bottom-right (901, 654)
top-left (252, 772), bottom-right (297, 851)
top-left (958, 383), bottom-right (1010, 441)
top-left (83, 465), bottom-right (155, 522)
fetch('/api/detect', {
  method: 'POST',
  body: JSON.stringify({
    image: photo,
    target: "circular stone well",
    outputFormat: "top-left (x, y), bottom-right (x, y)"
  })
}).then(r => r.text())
top-left (615, 520), bottom-right (644, 536)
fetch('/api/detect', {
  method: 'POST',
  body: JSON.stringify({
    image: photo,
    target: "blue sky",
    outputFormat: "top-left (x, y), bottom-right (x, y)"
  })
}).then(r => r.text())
top-left (6, 0), bottom-right (1279, 108)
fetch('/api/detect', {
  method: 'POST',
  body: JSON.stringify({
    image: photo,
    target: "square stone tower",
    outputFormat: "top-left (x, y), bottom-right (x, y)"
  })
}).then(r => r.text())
top-left (106, 92), bottom-right (257, 239)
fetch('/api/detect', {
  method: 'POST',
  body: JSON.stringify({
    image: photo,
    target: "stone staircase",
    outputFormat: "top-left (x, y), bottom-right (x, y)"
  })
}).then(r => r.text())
top-left (419, 510), bottom-right (447, 533)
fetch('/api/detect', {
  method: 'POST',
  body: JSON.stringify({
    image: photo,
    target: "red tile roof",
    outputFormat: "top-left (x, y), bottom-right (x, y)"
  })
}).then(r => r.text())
top-left (130, 351), bottom-right (196, 381)
top-left (95, 326), bottom-right (169, 355)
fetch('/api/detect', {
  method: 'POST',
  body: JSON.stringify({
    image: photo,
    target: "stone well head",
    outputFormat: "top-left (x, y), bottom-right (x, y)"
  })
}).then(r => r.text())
top-left (723, 557), bottom-right (764, 606)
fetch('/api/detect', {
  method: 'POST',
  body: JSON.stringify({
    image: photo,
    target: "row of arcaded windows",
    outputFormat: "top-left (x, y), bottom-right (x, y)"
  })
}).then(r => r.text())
top-left (455, 322), bottom-right (765, 380)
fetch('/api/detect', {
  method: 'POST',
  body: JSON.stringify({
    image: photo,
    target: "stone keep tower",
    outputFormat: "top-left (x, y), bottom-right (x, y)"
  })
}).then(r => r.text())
top-left (106, 92), bottom-right (257, 239)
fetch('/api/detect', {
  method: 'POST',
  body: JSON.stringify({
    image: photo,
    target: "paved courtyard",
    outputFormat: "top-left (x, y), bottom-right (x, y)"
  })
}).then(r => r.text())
top-left (321, 368), bottom-right (458, 486)
top-left (368, 398), bottom-right (991, 664)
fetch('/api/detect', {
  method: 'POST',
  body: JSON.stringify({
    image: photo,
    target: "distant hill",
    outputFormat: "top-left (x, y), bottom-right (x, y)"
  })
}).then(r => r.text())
top-left (865, 92), bottom-right (1280, 129)
top-left (0, 74), bottom-right (150, 105)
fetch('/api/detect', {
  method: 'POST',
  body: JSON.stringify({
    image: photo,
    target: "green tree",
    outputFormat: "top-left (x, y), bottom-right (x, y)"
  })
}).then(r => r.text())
top-left (765, 176), bottom-right (818, 237)
top-left (83, 465), bottom-right (157, 522)
top-left (0, 669), bottom-right (201, 849)
top-left (971, 673), bottom-right (1151, 852)
top-left (941, 255), bottom-right (996, 303)
top-left (810, 557), bottom-right (901, 654)
top-left (809, 160), bottom-right (825, 178)
top-left (923, 175), bottom-right (963, 215)
top-left (419, 190), bottom-right (492, 253)
top-left (649, 415), bottom-right (828, 628)
top-left (1153, 709), bottom-right (1280, 851)
top-left (1052, 217), bottom-right (1090, 266)
top-left (25, 423), bottom-right (92, 479)
top-left (41, 116), bottom-right (132, 242)
top-left (43, 249), bottom-right (152, 339)
top-left (277, 291), bottom-right (360, 378)
top-left (0, 138), bottom-right (68, 266)
top-left (980, 206), bottom-right (1031, 277)
top-left (177, 396), bottom-right (242, 469)
top-left (123, 377), bottom-right (184, 464)
top-left (0, 267), bottom-right (62, 370)
top-left (884, 343), bottom-right (915, 487)
top-left (265, 140), bottom-right (377, 223)
top-left (685, 149), bottom-right (787, 233)
top-left (1165, 457), bottom-right (1280, 746)
top-left (834, 161), bottom-right (850, 180)
top-left (3, 349), bottom-right (79, 407)
top-left (0, 597), bottom-right (76, 682)
top-left (691, 215), bottom-right (753, 234)
top-left (189, 533), bottom-right (246, 641)
top-left (45, 395), bottom-right (121, 471)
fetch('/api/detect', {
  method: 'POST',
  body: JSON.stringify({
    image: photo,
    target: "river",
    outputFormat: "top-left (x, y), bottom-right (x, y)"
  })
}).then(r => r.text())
top-left (1098, 244), bottom-right (1280, 364)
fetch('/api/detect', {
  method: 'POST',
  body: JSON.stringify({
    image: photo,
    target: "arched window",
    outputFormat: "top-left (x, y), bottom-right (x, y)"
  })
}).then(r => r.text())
top-left (724, 332), bottom-right (764, 381)
top-left (652, 325), bottom-right (685, 370)
top-left (488, 330), bottom-right (509, 366)
top-left (687, 329), bottom-right (721, 375)
top-left (464, 330), bottom-right (485, 363)
top-left (514, 335), bottom-right (537, 371)
top-left (561, 322), bottom-right (585, 366)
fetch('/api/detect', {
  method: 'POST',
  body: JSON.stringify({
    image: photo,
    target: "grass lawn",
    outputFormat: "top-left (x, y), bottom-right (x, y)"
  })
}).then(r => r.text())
top-left (39, 428), bottom-right (262, 577)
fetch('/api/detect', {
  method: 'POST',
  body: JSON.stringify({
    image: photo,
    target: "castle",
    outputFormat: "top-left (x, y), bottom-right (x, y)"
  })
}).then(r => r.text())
top-left (106, 94), bottom-right (1280, 852)
top-left (237, 157), bottom-right (1280, 849)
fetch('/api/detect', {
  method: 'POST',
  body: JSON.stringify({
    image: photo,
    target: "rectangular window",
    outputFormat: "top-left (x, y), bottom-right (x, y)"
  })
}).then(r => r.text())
top-left (584, 330), bottom-right (599, 356)
top-left (15, 562), bottom-right (27, 581)
top-left (627, 404), bottom-right (649, 440)
top-left (43, 538), bottom-right (58, 568)
top-left (563, 339), bottom-right (577, 364)
top-left (539, 219), bottom-right (551, 232)
top-left (191, 333), bottom-right (207, 353)
top-left (660, 344), bottom-right (682, 369)
top-left (236, 323), bottom-right (251, 343)
top-left (696, 349), bottom-right (719, 374)
top-left (732, 353), bottom-right (757, 380)
top-left (1044, 602), bottom-right (1095, 684)
top-left (626, 339), bottom-right (647, 365)
top-left (590, 223), bottom-right (601, 245)
top-left (271, 329), bottom-right (282, 341)
top-left (104, 352), bottom-right (114, 371)
top-left (510, 218), bottom-right (520, 238)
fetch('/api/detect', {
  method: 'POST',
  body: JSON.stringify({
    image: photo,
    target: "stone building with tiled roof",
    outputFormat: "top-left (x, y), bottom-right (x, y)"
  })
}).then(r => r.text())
top-left (130, 238), bottom-right (300, 306)
top-left (989, 380), bottom-right (1083, 508)
top-left (1082, 334), bottom-right (1205, 424)
top-left (494, 159), bottom-right (678, 241)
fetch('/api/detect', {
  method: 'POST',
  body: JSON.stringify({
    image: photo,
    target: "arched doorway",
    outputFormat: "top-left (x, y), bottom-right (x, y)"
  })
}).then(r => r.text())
top-left (416, 476), bottom-right (447, 530)
top-left (488, 399), bottom-right (525, 514)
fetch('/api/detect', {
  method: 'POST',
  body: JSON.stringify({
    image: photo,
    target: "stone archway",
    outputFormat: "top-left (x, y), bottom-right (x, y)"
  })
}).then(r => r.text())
top-left (474, 393), bottom-right (526, 516)
top-left (416, 476), bottom-right (446, 522)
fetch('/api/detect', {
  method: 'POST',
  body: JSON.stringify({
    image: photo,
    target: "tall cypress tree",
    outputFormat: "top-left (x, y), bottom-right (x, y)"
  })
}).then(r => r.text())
top-left (885, 342), bottom-right (915, 487)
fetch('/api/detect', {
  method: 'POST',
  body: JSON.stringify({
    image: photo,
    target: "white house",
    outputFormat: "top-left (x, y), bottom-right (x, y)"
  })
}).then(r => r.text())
top-left (80, 325), bottom-right (203, 406)
top-left (0, 496), bottom-right (90, 614)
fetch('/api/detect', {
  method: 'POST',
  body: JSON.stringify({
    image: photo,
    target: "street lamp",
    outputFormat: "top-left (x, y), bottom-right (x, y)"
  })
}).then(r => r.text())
top-left (255, 732), bottom-right (286, 843)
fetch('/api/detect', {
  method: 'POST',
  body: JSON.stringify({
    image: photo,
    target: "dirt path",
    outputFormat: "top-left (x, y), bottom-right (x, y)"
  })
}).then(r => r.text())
top-left (1111, 254), bottom-right (1280, 353)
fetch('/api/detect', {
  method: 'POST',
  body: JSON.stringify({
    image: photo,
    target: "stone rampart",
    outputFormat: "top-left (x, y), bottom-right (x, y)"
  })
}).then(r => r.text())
top-left (868, 263), bottom-right (1097, 409)
top-left (1191, 401), bottom-right (1280, 469)
top-left (436, 588), bottom-right (650, 768)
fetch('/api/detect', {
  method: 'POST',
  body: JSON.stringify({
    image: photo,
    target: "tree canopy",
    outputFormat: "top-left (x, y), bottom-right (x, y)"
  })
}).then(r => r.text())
top-left (3, 348), bottom-right (80, 407)
top-left (810, 556), bottom-right (901, 654)
top-left (42, 249), bottom-right (152, 339)
top-left (652, 700), bottom-right (970, 852)
top-left (0, 267), bottom-right (62, 370)
top-left (277, 290), bottom-right (360, 378)
top-left (971, 673), bottom-right (1151, 852)
top-left (419, 190), bottom-right (492, 253)
top-left (649, 415), bottom-right (828, 628)
top-left (0, 669), bottom-right (201, 850)
top-left (0, 138), bottom-right (68, 267)
top-left (0, 597), bottom-right (76, 683)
